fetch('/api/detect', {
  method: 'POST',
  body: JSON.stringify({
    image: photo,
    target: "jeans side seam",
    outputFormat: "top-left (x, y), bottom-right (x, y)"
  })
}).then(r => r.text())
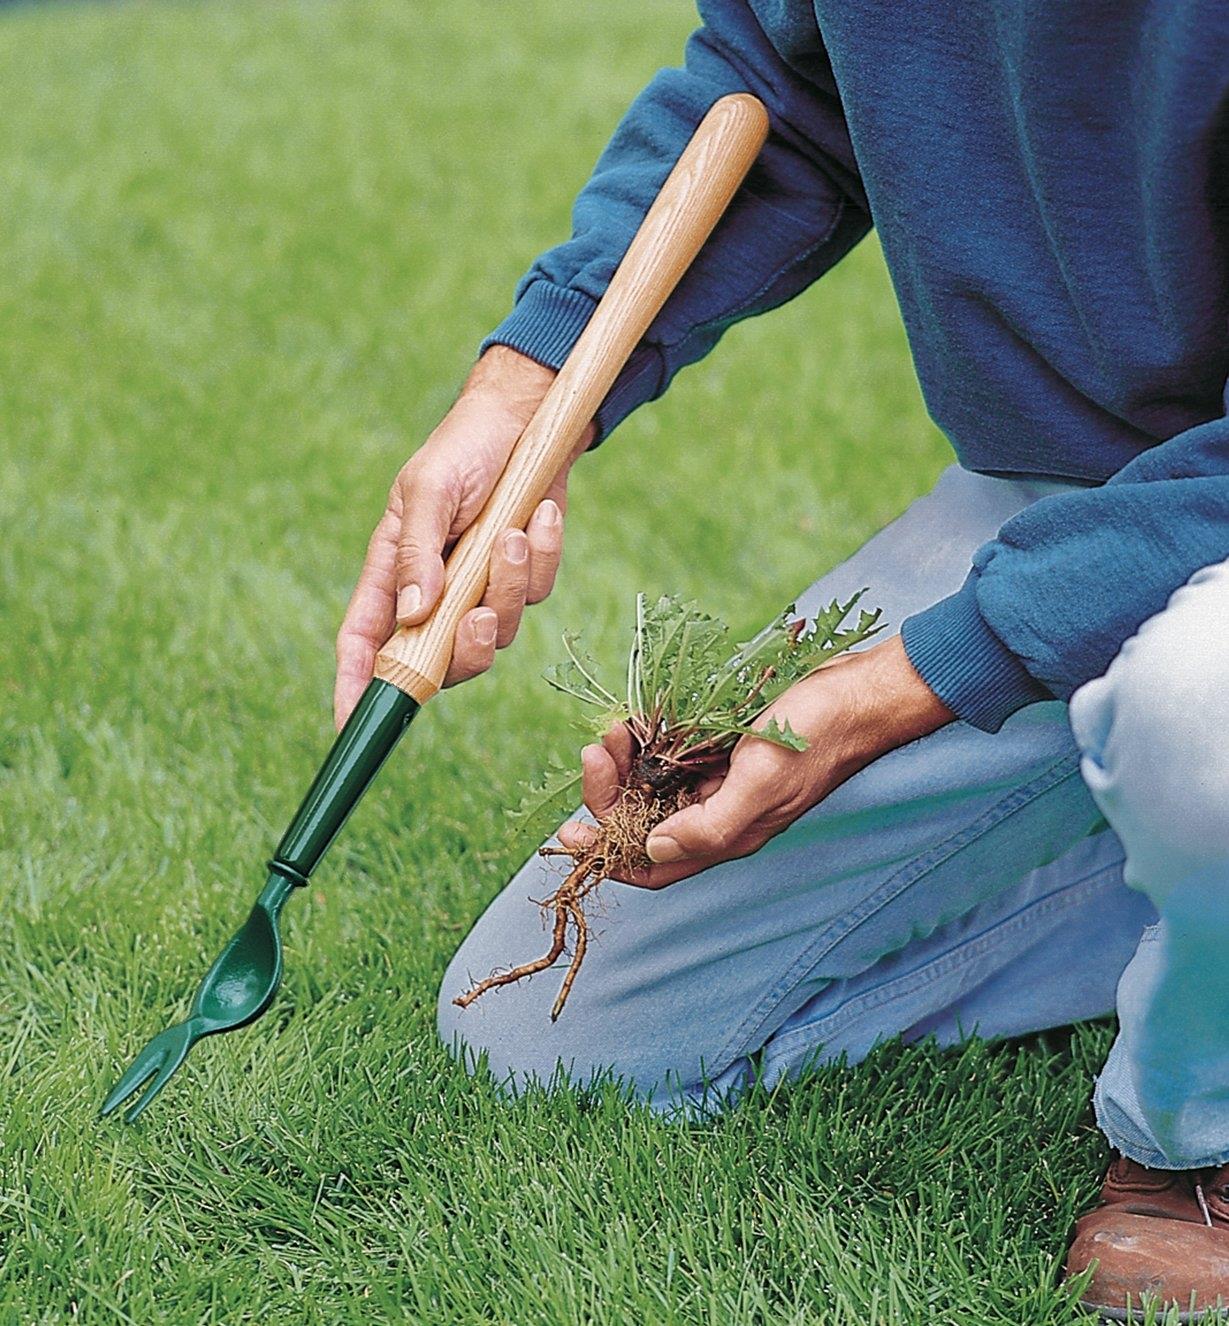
top-left (714, 750), bottom-right (1085, 1070)
top-left (764, 859), bottom-right (1125, 1059)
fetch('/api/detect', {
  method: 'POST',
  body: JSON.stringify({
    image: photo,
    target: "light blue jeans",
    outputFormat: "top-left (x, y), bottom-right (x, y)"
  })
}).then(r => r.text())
top-left (438, 467), bottom-right (1229, 1170)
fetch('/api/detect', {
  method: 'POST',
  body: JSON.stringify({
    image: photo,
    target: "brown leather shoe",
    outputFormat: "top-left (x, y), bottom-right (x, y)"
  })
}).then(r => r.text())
top-left (1065, 1154), bottom-right (1229, 1321)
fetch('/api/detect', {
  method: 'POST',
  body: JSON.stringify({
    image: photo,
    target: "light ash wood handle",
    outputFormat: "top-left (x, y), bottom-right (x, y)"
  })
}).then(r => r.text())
top-left (374, 93), bottom-right (769, 702)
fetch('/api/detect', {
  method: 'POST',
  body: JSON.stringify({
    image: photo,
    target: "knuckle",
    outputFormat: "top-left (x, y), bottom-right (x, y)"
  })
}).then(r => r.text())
top-left (459, 657), bottom-right (491, 685)
top-left (399, 455), bottom-right (454, 511)
top-left (413, 458), bottom-right (449, 496)
top-left (706, 818), bottom-right (745, 856)
top-left (394, 542), bottom-right (420, 579)
top-left (707, 826), bottom-right (735, 855)
top-left (389, 457), bottom-right (424, 504)
top-left (530, 523), bottom-right (564, 559)
top-left (526, 562), bottom-right (560, 606)
top-left (533, 542), bottom-right (562, 572)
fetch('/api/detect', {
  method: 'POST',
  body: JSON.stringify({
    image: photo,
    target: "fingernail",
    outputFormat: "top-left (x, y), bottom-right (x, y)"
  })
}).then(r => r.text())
top-left (474, 610), bottom-right (498, 647)
top-left (505, 530), bottom-right (528, 564)
top-left (538, 499), bottom-right (561, 527)
top-left (646, 834), bottom-right (684, 864)
top-left (397, 584), bottom-right (422, 621)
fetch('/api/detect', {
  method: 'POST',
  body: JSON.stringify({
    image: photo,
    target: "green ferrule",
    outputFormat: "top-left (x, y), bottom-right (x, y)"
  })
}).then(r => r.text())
top-left (272, 679), bottom-right (419, 880)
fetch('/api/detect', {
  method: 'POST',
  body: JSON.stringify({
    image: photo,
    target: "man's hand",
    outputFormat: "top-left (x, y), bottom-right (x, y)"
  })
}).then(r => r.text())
top-left (334, 346), bottom-right (595, 728)
top-left (558, 635), bottom-right (955, 888)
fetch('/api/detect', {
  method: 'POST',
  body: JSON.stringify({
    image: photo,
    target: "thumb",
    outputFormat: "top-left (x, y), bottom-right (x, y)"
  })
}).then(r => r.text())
top-left (645, 780), bottom-right (756, 865)
top-left (393, 466), bottom-right (453, 625)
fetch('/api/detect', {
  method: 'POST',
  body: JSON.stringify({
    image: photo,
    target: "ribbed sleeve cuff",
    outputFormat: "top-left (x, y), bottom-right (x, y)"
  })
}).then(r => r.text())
top-left (901, 578), bottom-right (1051, 733)
top-left (480, 280), bottom-right (597, 370)
top-left (479, 280), bottom-right (667, 444)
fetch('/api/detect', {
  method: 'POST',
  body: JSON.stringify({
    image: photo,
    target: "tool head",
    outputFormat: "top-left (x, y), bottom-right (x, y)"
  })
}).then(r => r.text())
top-left (100, 873), bottom-right (294, 1123)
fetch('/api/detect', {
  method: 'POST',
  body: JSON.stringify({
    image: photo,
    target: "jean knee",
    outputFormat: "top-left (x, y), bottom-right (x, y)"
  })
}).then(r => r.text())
top-left (435, 941), bottom-right (576, 1092)
top-left (1071, 559), bottom-right (1229, 880)
top-left (435, 913), bottom-right (686, 1102)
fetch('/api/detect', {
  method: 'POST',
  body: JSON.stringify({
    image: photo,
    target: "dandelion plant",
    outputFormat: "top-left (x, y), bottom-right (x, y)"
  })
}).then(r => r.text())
top-left (455, 590), bottom-right (882, 1020)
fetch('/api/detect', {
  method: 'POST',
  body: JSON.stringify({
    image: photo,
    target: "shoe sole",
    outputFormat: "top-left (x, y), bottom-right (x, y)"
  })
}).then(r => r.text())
top-left (1086, 1299), bottom-right (1224, 1324)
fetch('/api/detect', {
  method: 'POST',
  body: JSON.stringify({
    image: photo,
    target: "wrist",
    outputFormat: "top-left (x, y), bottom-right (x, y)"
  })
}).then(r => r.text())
top-left (463, 345), bottom-right (557, 422)
top-left (848, 636), bottom-right (956, 758)
top-left (475, 342), bottom-right (557, 384)
top-left (468, 345), bottom-right (596, 452)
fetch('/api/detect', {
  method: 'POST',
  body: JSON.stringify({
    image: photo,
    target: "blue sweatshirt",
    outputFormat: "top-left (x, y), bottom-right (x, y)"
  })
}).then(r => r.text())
top-left (484, 0), bottom-right (1229, 731)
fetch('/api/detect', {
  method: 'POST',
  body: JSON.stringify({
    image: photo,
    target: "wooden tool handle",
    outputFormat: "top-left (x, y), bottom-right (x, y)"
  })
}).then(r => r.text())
top-left (374, 93), bottom-right (769, 702)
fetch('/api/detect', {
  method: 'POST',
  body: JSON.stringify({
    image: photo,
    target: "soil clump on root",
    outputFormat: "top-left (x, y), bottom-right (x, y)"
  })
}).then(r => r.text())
top-left (453, 751), bottom-right (697, 1021)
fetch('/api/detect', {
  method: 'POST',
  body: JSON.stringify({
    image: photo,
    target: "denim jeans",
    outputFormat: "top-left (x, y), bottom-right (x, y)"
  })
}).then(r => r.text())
top-left (438, 466), bottom-right (1229, 1170)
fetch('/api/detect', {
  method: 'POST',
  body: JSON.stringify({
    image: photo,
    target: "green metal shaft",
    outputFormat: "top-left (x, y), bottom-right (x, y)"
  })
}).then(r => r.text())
top-left (271, 679), bottom-right (419, 882)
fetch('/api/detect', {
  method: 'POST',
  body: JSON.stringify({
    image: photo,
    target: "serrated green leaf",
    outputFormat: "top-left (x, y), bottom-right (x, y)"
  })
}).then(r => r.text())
top-left (754, 716), bottom-right (809, 752)
top-left (509, 760), bottom-right (582, 824)
top-left (534, 588), bottom-right (881, 775)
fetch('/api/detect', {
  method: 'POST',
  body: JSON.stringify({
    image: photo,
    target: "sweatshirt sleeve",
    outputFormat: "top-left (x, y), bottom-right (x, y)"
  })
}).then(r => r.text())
top-left (481, 0), bottom-right (870, 440)
top-left (901, 406), bottom-right (1229, 732)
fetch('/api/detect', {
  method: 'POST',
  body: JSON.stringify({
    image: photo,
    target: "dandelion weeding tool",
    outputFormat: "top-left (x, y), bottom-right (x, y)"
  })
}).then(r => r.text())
top-left (101, 94), bottom-right (769, 1122)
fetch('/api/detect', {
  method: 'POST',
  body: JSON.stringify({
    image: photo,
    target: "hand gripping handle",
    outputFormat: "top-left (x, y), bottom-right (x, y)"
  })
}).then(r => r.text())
top-left (374, 93), bottom-right (769, 703)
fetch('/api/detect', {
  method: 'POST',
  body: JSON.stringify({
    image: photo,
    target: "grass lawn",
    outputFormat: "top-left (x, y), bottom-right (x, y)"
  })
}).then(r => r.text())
top-left (0, 2), bottom-right (1206, 1323)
